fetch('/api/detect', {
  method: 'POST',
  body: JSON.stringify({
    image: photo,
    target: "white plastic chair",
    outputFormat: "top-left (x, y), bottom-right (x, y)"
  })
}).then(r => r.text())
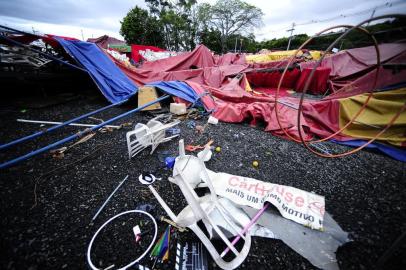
top-left (126, 115), bottom-right (180, 159)
top-left (148, 140), bottom-right (252, 270)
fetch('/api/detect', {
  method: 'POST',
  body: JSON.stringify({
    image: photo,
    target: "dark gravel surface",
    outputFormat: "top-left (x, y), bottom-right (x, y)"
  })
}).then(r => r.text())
top-left (0, 94), bottom-right (405, 270)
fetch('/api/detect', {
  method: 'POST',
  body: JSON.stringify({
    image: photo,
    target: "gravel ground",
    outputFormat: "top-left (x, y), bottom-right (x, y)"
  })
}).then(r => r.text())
top-left (0, 94), bottom-right (405, 270)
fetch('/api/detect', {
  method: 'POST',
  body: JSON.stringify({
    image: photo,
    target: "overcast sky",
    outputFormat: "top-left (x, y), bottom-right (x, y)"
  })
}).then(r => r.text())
top-left (0, 0), bottom-right (405, 42)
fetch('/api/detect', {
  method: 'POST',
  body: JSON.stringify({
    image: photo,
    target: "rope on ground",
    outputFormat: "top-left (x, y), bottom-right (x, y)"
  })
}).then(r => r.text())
top-left (31, 142), bottom-right (108, 209)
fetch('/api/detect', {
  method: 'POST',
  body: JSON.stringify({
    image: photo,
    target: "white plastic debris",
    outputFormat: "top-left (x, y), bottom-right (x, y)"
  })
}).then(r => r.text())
top-left (170, 103), bottom-right (187, 115)
top-left (87, 210), bottom-right (158, 270)
top-left (126, 115), bottom-right (180, 159)
top-left (146, 140), bottom-right (252, 270)
top-left (197, 148), bottom-right (212, 162)
top-left (139, 49), bottom-right (177, 62)
top-left (207, 115), bottom-right (219, 125)
top-left (242, 206), bottom-right (349, 270)
top-left (200, 170), bottom-right (325, 230)
top-left (204, 197), bottom-right (275, 240)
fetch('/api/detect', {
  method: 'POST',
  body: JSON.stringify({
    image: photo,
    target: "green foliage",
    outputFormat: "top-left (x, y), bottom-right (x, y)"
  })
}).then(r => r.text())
top-left (120, 1), bottom-right (404, 54)
top-left (200, 0), bottom-right (263, 52)
top-left (257, 19), bottom-right (406, 51)
top-left (119, 0), bottom-right (264, 53)
top-left (119, 6), bottom-right (164, 47)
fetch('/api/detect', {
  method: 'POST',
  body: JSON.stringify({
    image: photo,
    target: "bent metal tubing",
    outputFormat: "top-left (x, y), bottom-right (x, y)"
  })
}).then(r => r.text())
top-left (0, 95), bottom-right (170, 169)
top-left (0, 34), bottom-right (87, 73)
top-left (275, 24), bottom-right (380, 144)
top-left (296, 14), bottom-right (406, 158)
top-left (0, 100), bottom-right (127, 151)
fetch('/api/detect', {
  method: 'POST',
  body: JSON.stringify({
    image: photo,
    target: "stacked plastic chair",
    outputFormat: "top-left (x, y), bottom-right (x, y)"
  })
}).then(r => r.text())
top-left (126, 115), bottom-right (180, 159)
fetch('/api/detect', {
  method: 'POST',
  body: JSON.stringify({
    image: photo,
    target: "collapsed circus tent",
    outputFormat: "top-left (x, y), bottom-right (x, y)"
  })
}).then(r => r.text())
top-left (47, 37), bottom-right (406, 161)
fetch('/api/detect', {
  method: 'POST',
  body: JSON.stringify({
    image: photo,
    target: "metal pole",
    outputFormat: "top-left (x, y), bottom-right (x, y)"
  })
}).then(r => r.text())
top-left (17, 119), bottom-right (121, 129)
top-left (367, 8), bottom-right (376, 27)
top-left (239, 38), bottom-right (243, 53)
top-left (0, 95), bottom-right (170, 169)
top-left (234, 37), bottom-right (238, 53)
top-left (1, 24), bottom-right (39, 36)
top-left (92, 175), bottom-right (129, 221)
top-left (0, 100), bottom-right (126, 151)
top-left (286, 22), bottom-right (295, 51)
top-left (0, 34), bottom-right (87, 72)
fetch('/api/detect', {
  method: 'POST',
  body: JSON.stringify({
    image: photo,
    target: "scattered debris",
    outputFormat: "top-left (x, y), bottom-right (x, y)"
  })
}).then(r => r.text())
top-left (204, 169), bottom-right (325, 230)
top-left (135, 203), bottom-right (155, 213)
top-left (50, 132), bottom-right (96, 159)
top-left (186, 120), bottom-right (196, 129)
top-left (126, 115), bottom-right (180, 159)
top-left (157, 150), bottom-right (172, 162)
top-left (207, 115), bottom-right (218, 125)
top-left (242, 206), bottom-right (349, 270)
top-left (195, 124), bottom-right (205, 134)
top-left (87, 210), bottom-right (158, 270)
top-left (17, 119), bottom-right (121, 129)
top-left (221, 202), bottom-right (270, 257)
top-left (133, 225), bottom-right (142, 243)
top-left (166, 126), bottom-right (181, 136)
top-left (164, 156), bottom-right (176, 169)
top-left (160, 216), bottom-right (188, 233)
top-left (150, 225), bottom-right (172, 263)
top-left (139, 174), bottom-right (161, 185)
top-left (147, 140), bottom-right (252, 269)
top-left (175, 242), bottom-right (208, 270)
top-left (170, 103), bottom-right (187, 115)
top-left (92, 175), bottom-right (129, 221)
top-left (185, 139), bottom-right (214, 152)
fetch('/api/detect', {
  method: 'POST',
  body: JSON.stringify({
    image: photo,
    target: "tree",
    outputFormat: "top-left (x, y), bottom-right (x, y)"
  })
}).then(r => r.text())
top-left (199, 28), bottom-right (222, 53)
top-left (119, 6), bottom-right (164, 47)
top-left (202, 0), bottom-right (263, 52)
top-left (145, 0), bottom-right (197, 51)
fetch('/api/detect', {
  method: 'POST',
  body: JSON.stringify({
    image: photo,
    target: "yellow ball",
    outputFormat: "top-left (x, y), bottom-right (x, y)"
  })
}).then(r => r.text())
top-left (252, 160), bottom-right (259, 167)
top-left (215, 146), bottom-right (221, 152)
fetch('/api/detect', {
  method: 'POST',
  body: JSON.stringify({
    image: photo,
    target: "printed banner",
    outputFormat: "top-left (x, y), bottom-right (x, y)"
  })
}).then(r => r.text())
top-left (206, 171), bottom-right (325, 230)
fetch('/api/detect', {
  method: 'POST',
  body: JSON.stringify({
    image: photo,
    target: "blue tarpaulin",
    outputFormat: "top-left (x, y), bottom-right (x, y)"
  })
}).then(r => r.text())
top-left (146, 81), bottom-right (204, 107)
top-left (56, 38), bottom-right (137, 103)
top-left (331, 139), bottom-right (406, 162)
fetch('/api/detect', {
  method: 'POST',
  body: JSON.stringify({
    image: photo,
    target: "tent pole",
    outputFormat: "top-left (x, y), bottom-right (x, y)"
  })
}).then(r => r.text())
top-left (0, 95), bottom-right (170, 169)
top-left (0, 24), bottom-right (40, 37)
top-left (0, 34), bottom-right (87, 72)
top-left (0, 100), bottom-right (127, 151)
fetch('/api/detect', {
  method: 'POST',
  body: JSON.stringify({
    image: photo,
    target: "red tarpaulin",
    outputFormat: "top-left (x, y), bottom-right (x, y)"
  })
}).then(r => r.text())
top-left (246, 68), bottom-right (301, 89)
top-left (139, 45), bottom-right (215, 72)
top-left (325, 51), bottom-right (406, 99)
top-left (295, 67), bottom-right (331, 95)
top-left (300, 43), bottom-right (406, 98)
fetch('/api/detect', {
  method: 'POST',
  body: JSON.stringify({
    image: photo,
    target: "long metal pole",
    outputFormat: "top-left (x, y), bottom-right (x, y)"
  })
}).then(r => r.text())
top-left (0, 95), bottom-right (170, 169)
top-left (1, 24), bottom-right (40, 37)
top-left (286, 22), bottom-right (295, 51)
top-left (0, 34), bottom-right (87, 72)
top-left (0, 100), bottom-right (127, 151)
top-left (92, 175), bottom-right (129, 221)
top-left (16, 119), bottom-right (121, 129)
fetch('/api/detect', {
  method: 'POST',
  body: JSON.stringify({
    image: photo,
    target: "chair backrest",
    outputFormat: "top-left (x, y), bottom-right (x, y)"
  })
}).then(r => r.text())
top-left (168, 140), bottom-right (252, 269)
